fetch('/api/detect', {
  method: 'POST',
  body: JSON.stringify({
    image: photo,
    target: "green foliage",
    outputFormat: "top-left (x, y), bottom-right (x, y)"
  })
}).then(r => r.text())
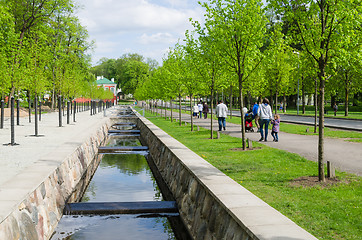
top-left (142, 112), bottom-right (361, 240)
top-left (0, 0), bottom-right (95, 103)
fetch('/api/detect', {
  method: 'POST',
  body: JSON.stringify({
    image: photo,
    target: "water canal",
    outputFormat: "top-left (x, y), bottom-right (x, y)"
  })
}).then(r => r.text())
top-left (51, 109), bottom-right (191, 240)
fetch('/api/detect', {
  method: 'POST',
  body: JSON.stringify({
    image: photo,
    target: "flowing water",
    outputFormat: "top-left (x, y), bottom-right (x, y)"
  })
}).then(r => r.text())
top-left (51, 122), bottom-right (189, 240)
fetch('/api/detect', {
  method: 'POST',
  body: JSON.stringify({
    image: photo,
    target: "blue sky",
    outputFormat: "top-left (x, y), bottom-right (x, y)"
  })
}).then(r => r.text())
top-left (74, 0), bottom-right (205, 66)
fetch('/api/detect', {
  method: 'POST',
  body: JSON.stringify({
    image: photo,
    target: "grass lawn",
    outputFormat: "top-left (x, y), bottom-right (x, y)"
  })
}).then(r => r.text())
top-left (279, 105), bottom-right (362, 120)
top-left (279, 123), bottom-right (362, 143)
top-left (151, 106), bottom-right (362, 142)
top-left (139, 109), bottom-right (361, 240)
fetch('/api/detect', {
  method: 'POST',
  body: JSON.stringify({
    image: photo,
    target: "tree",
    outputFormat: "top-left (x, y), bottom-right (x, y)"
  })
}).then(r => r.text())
top-left (270, 0), bottom-right (362, 181)
top-left (184, 28), bottom-right (225, 138)
top-left (201, 0), bottom-right (268, 149)
top-left (264, 23), bottom-right (293, 114)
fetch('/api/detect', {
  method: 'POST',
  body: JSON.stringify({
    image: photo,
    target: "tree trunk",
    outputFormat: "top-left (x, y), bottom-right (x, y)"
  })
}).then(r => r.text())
top-left (302, 78), bottom-right (306, 114)
top-left (210, 89), bottom-right (214, 139)
top-left (170, 99), bottom-right (173, 122)
top-left (164, 100), bottom-right (167, 120)
top-left (229, 86), bottom-right (233, 119)
top-left (283, 93), bottom-right (286, 113)
top-left (275, 89), bottom-right (278, 114)
top-left (270, 88), bottom-right (273, 111)
top-left (248, 91), bottom-right (252, 109)
top-left (318, 68), bottom-right (326, 182)
top-left (179, 95), bottom-right (182, 126)
top-left (345, 71), bottom-right (349, 116)
top-left (239, 80), bottom-right (246, 150)
top-left (190, 94), bottom-right (194, 131)
top-left (314, 78), bottom-right (318, 133)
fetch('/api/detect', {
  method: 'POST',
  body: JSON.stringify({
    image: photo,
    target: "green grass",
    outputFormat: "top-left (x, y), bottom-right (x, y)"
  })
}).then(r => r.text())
top-left (151, 107), bottom-right (362, 142)
top-left (139, 109), bottom-right (361, 240)
top-left (280, 105), bottom-right (362, 119)
top-left (279, 123), bottom-right (362, 143)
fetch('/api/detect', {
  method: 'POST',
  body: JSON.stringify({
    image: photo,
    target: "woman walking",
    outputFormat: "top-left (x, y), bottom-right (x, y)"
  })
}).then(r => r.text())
top-left (257, 98), bottom-right (273, 141)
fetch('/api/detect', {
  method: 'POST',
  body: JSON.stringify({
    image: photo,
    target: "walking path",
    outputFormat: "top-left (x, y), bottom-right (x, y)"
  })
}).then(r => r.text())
top-left (0, 108), bottom-right (109, 193)
top-left (167, 104), bottom-right (362, 131)
top-left (156, 108), bottom-right (362, 176)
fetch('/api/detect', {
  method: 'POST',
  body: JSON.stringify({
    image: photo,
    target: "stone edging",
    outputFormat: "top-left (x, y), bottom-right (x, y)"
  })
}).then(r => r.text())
top-left (135, 110), bottom-right (317, 240)
top-left (0, 118), bottom-right (111, 240)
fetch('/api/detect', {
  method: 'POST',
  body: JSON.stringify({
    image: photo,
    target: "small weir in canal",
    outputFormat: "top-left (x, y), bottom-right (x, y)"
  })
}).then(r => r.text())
top-left (51, 107), bottom-right (191, 240)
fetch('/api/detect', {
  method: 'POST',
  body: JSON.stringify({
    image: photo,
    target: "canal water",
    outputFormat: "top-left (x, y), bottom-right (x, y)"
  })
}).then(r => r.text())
top-left (51, 120), bottom-right (190, 240)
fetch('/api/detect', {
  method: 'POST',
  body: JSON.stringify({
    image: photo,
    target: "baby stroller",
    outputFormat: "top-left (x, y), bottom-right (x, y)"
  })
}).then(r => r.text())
top-left (245, 113), bottom-right (254, 132)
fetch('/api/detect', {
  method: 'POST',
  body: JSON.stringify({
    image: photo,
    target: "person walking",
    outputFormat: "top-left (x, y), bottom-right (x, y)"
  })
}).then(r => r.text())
top-left (333, 103), bottom-right (338, 116)
top-left (202, 102), bottom-right (209, 119)
top-left (198, 101), bottom-right (203, 119)
top-left (271, 114), bottom-right (280, 142)
top-left (252, 101), bottom-right (260, 132)
top-left (257, 98), bottom-right (273, 141)
top-left (193, 104), bottom-right (199, 119)
top-left (216, 100), bottom-right (228, 131)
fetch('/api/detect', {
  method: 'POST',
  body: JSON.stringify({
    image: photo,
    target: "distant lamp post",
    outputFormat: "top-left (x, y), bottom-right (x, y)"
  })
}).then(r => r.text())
top-left (293, 51), bottom-right (300, 115)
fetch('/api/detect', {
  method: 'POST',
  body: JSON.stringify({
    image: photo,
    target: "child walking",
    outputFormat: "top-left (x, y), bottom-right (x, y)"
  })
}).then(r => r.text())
top-left (271, 114), bottom-right (280, 142)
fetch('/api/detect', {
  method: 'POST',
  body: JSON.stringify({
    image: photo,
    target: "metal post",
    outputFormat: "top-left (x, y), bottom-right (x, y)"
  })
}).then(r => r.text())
top-left (67, 101), bottom-right (70, 124)
top-left (58, 96), bottom-right (62, 127)
top-left (16, 99), bottom-right (20, 125)
top-left (34, 96), bottom-right (38, 136)
top-left (28, 97), bottom-right (31, 123)
top-left (0, 100), bottom-right (4, 129)
top-left (62, 99), bottom-right (65, 116)
top-left (73, 101), bottom-right (76, 122)
top-left (10, 97), bottom-right (15, 145)
top-left (39, 100), bottom-right (42, 121)
top-left (90, 100), bottom-right (93, 116)
top-left (297, 77), bottom-right (300, 115)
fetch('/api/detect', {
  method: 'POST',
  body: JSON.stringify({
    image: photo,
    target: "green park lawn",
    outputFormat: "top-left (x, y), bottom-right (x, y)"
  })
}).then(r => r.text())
top-left (147, 106), bottom-right (362, 142)
top-left (138, 109), bottom-right (361, 240)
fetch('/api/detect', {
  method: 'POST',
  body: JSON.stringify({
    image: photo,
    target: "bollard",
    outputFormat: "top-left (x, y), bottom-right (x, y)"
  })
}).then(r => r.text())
top-left (16, 99), bottom-right (20, 125)
top-left (217, 131), bottom-right (220, 139)
top-left (67, 101), bottom-right (70, 124)
top-left (10, 97), bottom-right (15, 144)
top-left (39, 100), bottom-right (42, 121)
top-left (90, 100), bottom-right (93, 116)
top-left (58, 96), bottom-right (62, 127)
top-left (73, 101), bottom-right (76, 122)
top-left (34, 96), bottom-right (38, 136)
top-left (0, 100), bottom-right (4, 129)
top-left (327, 161), bottom-right (336, 178)
top-left (247, 138), bottom-right (253, 150)
top-left (28, 97), bottom-right (31, 123)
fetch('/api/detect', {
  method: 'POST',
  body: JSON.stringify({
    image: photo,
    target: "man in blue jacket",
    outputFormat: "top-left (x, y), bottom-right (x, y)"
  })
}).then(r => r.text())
top-left (252, 101), bottom-right (260, 132)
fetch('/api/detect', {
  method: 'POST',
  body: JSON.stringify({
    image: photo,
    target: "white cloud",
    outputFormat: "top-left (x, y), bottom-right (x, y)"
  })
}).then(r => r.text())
top-left (74, 0), bottom-right (205, 65)
top-left (139, 32), bottom-right (176, 45)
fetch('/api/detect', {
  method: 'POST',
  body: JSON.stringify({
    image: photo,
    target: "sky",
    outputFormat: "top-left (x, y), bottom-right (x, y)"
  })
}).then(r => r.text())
top-left (74, 0), bottom-right (206, 66)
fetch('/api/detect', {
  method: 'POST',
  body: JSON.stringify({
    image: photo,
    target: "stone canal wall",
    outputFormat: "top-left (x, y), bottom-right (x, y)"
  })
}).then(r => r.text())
top-left (136, 113), bottom-right (317, 240)
top-left (0, 118), bottom-right (111, 240)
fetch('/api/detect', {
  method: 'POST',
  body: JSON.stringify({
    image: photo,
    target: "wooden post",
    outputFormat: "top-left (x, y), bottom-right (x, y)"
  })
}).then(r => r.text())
top-left (217, 131), bottom-right (220, 139)
top-left (327, 161), bottom-right (335, 178)
top-left (248, 139), bottom-right (253, 150)
top-left (197, 126), bottom-right (199, 131)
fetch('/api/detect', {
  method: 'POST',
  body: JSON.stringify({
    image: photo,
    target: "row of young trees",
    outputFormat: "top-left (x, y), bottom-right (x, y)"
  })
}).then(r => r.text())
top-left (91, 53), bottom-right (159, 96)
top-left (0, 0), bottom-right (113, 107)
top-left (133, 0), bottom-right (362, 182)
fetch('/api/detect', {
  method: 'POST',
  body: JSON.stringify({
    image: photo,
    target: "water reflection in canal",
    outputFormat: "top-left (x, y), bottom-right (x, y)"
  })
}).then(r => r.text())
top-left (51, 135), bottom-right (182, 240)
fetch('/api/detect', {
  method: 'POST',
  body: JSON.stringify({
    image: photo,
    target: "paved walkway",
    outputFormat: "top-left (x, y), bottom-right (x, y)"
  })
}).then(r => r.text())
top-left (231, 110), bottom-right (362, 131)
top-left (166, 104), bottom-right (362, 131)
top-left (155, 109), bottom-right (362, 176)
top-left (0, 109), bottom-right (110, 188)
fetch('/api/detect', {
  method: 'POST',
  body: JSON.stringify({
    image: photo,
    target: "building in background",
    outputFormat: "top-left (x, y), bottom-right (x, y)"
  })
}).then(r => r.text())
top-left (96, 76), bottom-right (120, 103)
